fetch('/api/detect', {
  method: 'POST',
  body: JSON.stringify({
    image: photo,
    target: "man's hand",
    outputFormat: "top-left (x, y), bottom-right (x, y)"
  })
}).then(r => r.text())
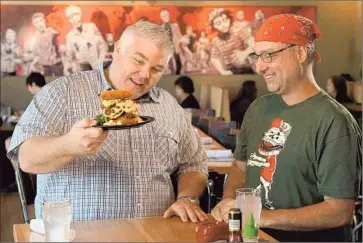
top-left (64, 119), bottom-right (108, 156)
top-left (221, 70), bottom-right (233, 75)
top-left (164, 199), bottom-right (208, 223)
top-left (211, 198), bottom-right (236, 222)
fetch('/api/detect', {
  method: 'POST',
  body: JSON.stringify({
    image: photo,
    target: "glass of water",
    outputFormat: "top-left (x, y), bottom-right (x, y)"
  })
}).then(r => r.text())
top-left (236, 188), bottom-right (262, 242)
top-left (42, 199), bottom-right (72, 242)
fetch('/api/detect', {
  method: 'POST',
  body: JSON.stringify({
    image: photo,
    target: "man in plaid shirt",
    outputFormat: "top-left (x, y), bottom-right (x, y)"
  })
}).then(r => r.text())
top-left (209, 8), bottom-right (255, 75)
top-left (7, 20), bottom-right (209, 223)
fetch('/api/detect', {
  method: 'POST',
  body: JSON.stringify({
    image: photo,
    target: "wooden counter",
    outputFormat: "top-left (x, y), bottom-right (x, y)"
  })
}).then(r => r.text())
top-left (14, 216), bottom-right (277, 242)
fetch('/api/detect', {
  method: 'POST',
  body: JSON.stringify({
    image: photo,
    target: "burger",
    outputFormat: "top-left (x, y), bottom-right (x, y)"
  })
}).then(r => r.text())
top-left (95, 89), bottom-right (143, 126)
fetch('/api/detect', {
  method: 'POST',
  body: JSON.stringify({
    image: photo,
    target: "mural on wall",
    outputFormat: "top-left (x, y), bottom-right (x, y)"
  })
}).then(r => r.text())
top-left (0, 4), bottom-right (316, 77)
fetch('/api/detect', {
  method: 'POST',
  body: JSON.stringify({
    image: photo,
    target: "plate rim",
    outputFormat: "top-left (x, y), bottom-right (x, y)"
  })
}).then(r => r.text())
top-left (93, 115), bottom-right (155, 130)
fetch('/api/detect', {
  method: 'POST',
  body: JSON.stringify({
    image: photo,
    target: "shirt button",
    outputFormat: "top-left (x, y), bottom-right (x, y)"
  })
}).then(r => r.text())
top-left (137, 203), bottom-right (141, 207)
top-left (169, 131), bottom-right (173, 135)
top-left (134, 149), bottom-right (139, 153)
top-left (136, 176), bottom-right (141, 180)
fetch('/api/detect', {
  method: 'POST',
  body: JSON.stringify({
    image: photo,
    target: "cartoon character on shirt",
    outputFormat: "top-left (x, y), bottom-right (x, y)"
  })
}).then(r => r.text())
top-left (247, 119), bottom-right (292, 209)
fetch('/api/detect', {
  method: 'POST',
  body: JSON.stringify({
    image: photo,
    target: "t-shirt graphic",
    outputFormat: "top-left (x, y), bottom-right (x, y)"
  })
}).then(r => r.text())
top-left (247, 118), bottom-right (292, 209)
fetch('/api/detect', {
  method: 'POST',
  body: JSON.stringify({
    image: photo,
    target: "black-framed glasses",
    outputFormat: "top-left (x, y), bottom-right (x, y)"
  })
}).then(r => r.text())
top-left (248, 44), bottom-right (296, 64)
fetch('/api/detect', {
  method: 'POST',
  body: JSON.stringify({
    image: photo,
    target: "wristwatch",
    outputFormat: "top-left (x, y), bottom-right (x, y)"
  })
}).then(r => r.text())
top-left (177, 196), bottom-right (200, 205)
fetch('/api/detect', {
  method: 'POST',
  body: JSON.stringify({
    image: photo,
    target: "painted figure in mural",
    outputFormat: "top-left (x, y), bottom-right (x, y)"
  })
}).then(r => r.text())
top-left (21, 41), bottom-right (43, 76)
top-left (234, 10), bottom-right (253, 38)
top-left (58, 44), bottom-right (77, 76)
top-left (209, 8), bottom-right (255, 75)
top-left (65, 5), bottom-right (108, 71)
top-left (196, 31), bottom-right (210, 74)
top-left (179, 26), bottom-right (198, 74)
top-left (104, 33), bottom-right (115, 62)
top-left (251, 9), bottom-right (266, 36)
top-left (160, 8), bottom-right (182, 75)
top-left (1, 29), bottom-right (21, 77)
top-left (31, 12), bottom-right (63, 76)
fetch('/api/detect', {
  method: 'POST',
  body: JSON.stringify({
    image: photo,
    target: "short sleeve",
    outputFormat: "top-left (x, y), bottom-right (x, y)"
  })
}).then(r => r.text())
top-left (177, 111), bottom-right (208, 176)
top-left (317, 134), bottom-right (361, 199)
top-left (7, 78), bottom-right (68, 162)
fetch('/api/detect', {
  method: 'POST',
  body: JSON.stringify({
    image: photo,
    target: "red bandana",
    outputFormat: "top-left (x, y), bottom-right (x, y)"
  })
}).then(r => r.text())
top-left (255, 14), bottom-right (322, 61)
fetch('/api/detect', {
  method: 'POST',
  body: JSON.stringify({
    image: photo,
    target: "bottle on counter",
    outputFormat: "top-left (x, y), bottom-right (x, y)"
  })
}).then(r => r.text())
top-left (243, 213), bottom-right (259, 242)
top-left (228, 208), bottom-right (243, 242)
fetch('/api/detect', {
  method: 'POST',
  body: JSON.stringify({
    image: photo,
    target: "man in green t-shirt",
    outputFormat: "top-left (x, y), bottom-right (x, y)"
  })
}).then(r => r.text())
top-left (211, 14), bottom-right (361, 242)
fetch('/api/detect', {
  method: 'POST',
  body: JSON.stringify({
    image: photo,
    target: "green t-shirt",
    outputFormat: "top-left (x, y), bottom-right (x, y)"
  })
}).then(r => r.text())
top-left (234, 91), bottom-right (361, 241)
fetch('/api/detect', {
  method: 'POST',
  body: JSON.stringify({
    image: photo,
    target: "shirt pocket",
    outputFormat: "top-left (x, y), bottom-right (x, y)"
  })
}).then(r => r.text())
top-left (152, 123), bottom-right (180, 171)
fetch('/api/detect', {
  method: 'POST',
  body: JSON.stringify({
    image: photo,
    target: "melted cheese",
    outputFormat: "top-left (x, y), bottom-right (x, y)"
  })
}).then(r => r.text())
top-left (103, 99), bottom-right (139, 119)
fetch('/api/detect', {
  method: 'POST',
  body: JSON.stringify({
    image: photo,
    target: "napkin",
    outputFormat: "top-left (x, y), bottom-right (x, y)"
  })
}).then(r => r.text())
top-left (200, 137), bottom-right (213, 145)
top-left (30, 219), bottom-right (45, 235)
top-left (206, 150), bottom-right (232, 159)
top-left (29, 219), bottom-right (76, 242)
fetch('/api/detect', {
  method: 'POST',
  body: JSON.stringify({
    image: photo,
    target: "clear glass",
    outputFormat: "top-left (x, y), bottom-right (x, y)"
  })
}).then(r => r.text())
top-left (0, 105), bottom-right (11, 123)
top-left (235, 188), bottom-right (262, 242)
top-left (42, 199), bottom-right (72, 242)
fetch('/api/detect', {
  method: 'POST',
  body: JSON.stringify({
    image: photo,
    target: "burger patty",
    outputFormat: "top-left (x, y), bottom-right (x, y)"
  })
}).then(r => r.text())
top-left (100, 90), bottom-right (133, 100)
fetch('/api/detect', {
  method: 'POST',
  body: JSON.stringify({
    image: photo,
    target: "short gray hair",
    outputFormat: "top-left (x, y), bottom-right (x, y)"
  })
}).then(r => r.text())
top-left (121, 19), bottom-right (174, 58)
top-left (306, 43), bottom-right (315, 63)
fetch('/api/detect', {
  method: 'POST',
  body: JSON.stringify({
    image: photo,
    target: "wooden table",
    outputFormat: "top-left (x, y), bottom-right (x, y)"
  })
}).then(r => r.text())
top-left (13, 216), bottom-right (277, 242)
top-left (194, 127), bottom-right (233, 174)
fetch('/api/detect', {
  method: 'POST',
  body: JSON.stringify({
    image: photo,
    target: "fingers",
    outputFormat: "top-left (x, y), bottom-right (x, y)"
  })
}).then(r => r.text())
top-left (165, 201), bottom-right (209, 223)
top-left (185, 207), bottom-right (198, 223)
top-left (193, 207), bottom-right (208, 222)
top-left (85, 127), bottom-right (107, 139)
top-left (86, 142), bottom-right (103, 155)
top-left (222, 210), bottom-right (229, 222)
top-left (74, 119), bottom-right (97, 128)
top-left (212, 198), bottom-right (236, 222)
top-left (164, 206), bottom-right (188, 223)
top-left (163, 207), bottom-right (176, 219)
top-left (211, 204), bottom-right (224, 222)
top-left (175, 207), bottom-right (189, 223)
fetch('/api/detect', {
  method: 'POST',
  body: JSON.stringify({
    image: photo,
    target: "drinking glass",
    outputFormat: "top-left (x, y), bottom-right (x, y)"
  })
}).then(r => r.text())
top-left (42, 199), bottom-right (72, 242)
top-left (236, 188), bottom-right (262, 242)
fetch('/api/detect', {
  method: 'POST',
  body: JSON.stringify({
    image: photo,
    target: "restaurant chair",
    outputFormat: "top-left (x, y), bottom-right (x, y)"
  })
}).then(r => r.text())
top-left (208, 120), bottom-right (229, 138)
top-left (12, 159), bottom-right (33, 224)
top-left (228, 121), bottom-right (237, 129)
top-left (191, 109), bottom-right (215, 127)
top-left (199, 116), bottom-right (214, 134)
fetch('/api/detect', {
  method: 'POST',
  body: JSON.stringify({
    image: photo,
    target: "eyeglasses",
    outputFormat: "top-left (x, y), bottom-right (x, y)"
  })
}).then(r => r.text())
top-left (248, 44), bottom-right (296, 64)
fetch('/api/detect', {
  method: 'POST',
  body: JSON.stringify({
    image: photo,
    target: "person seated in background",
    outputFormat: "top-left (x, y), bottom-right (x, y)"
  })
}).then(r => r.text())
top-left (5, 72), bottom-right (46, 154)
top-left (230, 80), bottom-right (257, 128)
top-left (3, 72), bottom-right (46, 193)
top-left (326, 75), bottom-right (354, 104)
top-left (174, 75), bottom-right (201, 109)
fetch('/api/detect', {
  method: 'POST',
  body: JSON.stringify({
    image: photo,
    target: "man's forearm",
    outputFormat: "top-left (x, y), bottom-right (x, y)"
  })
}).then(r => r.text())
top-left (177, 171), bottom-right (208, 198)
top-left (19, 135), bottom-right (76, 174)
top-left (261, 198), bottom-right (355, 231)
top-left (223, 162), bottom-right (246, 199)
top-left (211, 58), bottom-right (228, 74)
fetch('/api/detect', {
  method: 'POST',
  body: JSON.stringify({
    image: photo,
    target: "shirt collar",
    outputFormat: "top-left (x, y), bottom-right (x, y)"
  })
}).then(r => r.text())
top-left (97, 62), bottom-right (160, 103)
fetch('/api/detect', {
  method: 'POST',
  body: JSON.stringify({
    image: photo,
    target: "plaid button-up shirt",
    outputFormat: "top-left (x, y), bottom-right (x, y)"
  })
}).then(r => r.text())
top-left (7, 64), bottom-right (208, 221)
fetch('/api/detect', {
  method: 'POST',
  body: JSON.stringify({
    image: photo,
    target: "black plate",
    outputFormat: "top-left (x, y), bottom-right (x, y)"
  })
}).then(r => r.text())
top-left (93, 116), bottom-right (155, 130)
